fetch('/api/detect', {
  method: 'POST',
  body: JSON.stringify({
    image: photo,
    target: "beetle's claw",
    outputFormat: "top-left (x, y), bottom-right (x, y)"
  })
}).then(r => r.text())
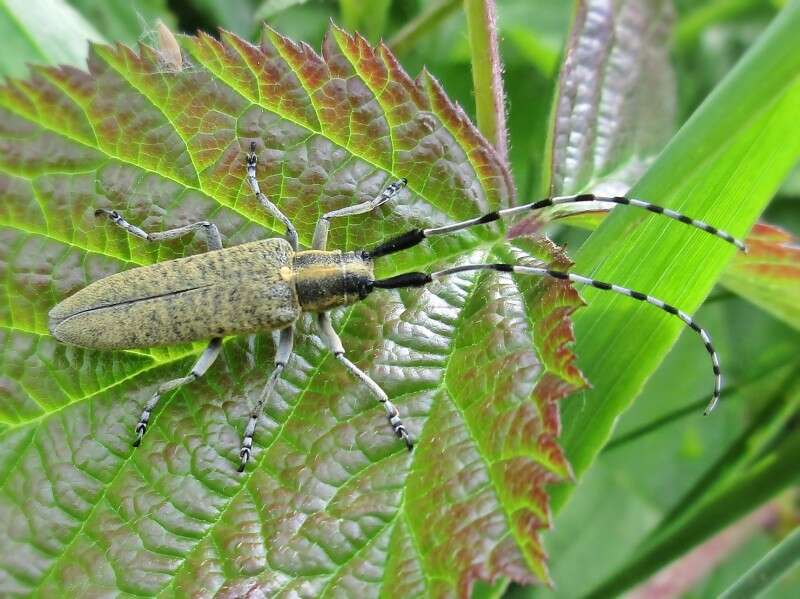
top-left (246, 142), bottom-right (257, 167)
top-left (133, 424), bottom-right (146, 447)
top-left (399, 427), bottom-right (413, 451)
top-left (238, 447), bottom-right (250, 472)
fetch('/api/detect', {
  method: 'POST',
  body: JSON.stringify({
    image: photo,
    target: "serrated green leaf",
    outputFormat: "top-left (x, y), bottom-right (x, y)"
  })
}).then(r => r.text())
top-left (0, 25), bottom-right (586, 595)
top-left (722, 222), bottom-right (800, 331)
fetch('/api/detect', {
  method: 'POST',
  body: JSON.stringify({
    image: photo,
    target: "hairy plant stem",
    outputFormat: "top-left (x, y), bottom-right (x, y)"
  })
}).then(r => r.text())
top-left (463, 0), bottom-right (509, 166)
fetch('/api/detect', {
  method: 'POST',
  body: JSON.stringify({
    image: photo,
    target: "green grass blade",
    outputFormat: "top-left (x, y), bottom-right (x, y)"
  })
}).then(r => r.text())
top-left (602, 353), bottom-right (798, 453)
top-left (719, 525), bottom-right (800, 599)
top-left (554, 0), bottom-right (800, 511)
top-left (645, 368), bottom-right (800, 536)
top-left (584, 404), bottom-right (800, 598)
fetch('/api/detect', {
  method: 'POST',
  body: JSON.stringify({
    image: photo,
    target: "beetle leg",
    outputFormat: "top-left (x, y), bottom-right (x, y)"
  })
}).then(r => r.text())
top-left (238, 326), bottom-right (294, 472)
top-left (311, 177), bottom-right (408, 250)
top-left (94, 209), bottom-right (222, 251)
top-left (316, 312), bottom-right (413, 450)
top-left (133, 337), bottom-right (223, 447)
top-left (245, 142), bottom-right (298, 251)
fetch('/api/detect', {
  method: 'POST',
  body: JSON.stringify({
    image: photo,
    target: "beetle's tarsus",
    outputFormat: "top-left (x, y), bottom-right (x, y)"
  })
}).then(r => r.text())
top-left (95, 208), bottom-right (119, 221)
top-left (246, 142), bottom-right (257, 167)
top-left (399, 428), bottom-right (413, 451)
top-left (133, 424), bottom-right (145, 447)
top-left (238, 448), bottom-right (250, 472)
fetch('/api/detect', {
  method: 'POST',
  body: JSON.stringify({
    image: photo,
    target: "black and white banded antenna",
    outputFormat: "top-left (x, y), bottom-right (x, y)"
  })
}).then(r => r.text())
top-left (366, 193), bottom-right (747, 260)
top-left (365, 194), bottom-right (748, 415)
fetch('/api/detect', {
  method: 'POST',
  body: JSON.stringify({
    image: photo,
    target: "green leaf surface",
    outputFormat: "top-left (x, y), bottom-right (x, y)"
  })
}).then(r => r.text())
top-left (0, 26), bottom-right (586, 596)
top-left (0, 0), bottom-right (104, 78)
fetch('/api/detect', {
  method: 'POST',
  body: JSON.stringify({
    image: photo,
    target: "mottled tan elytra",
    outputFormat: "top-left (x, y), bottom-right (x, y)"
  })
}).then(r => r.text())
top-left (49, 142), bottom-right (746, 471)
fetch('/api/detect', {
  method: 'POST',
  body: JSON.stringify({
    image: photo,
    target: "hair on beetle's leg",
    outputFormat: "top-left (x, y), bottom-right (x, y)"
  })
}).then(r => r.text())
top-left (245, 142), bottom-right (299, 251)
top-left (238, 326), bottom-right (294, 472)
top-left (94, 209), bottom-right (223, 252)
top-left (133, 337), bottom-right (222, 447)
top-left (316, 312), bottom-right (413, 450)
top-left (311, 177), bottom-right (408, 250)
top-left (372, 264), bottom-right (723, 414)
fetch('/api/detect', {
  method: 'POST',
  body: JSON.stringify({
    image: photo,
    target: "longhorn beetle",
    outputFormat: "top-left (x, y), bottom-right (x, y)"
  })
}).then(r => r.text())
top-left (48, 142), bottom-right (746, 472)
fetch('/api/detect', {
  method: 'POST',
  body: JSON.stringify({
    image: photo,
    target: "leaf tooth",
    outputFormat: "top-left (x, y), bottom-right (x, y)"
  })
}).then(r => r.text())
top-left (333, 26), bottom-right (390, 95)
top-left (377, 43), bottom-right (427, 110)
top-left (273, 31), bottom-right (328, 92)
top-left (509, 511), bottom-right (554, 586)
top-left (490, 535), bottom-right (544, 587)
top-left (136, 43), bottom-right (165, 71)
top-left (420, 69), bottom-right (514, 212)
top-left (219, 28), bottom-right (255, 58)
top-left (321, 27), bottom-right (347, 77)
